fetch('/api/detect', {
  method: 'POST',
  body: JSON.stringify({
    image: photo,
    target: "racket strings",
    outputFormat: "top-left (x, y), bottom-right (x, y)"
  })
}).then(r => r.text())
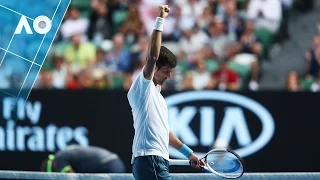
top-left (205, 151), bottom-right (243, 178)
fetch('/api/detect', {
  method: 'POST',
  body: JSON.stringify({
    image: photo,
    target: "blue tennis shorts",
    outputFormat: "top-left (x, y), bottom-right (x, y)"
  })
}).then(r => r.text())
top-left (132, 155), bottom-right (171, 180)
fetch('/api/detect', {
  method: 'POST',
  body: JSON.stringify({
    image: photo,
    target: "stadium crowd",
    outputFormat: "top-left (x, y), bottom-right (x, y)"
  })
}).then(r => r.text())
top-left (0, 0), bottom-right (312, 91)
top-left (287, 27), bottom-right (320, 92)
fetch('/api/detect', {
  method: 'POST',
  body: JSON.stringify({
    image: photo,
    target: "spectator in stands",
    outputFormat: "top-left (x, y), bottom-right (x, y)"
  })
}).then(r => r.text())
top-left (207, 59), bottom-right (240, 91)
top-left (92, 48), bottom-right (109, 72)
top-left (66, 66), bottom-right (92, 90)
top-left (189, 58), bottom-right (211, 90)
top-left (87, 0), bottom-right (113, 44)
top-left (196, 6), bottom-right (214, 31)
top-left (120, 3), bottom-right (144, 46)
top-left (91, 0), bottom-right (103, 10)
top-left (0, 0), bottom-right (306, 92)
top-left (224, 0), bottom-right (244, 42)
top-left (91, 68), bottom-right (109, 89)
top-left (200, 46), bottom-right (220, 74)
top-left (107, 0), bottom-right (129, 34)
top-left (138, 0), bottom-right (160, 36)
top-left (310, 78), bottom-right (320, 92)
top-left (86, 49), bottom-right (110, 89)
top-left (228, 20), bottom-right (261, 91)
top-left (60, 6), bottom-right (89, 41)
top-left (246, 0), bottom-right (282, 59)
top-left (78, 68), bottom-right (94, 89)
top-left (179, 0), bottom-right (208, 18)
top-left (41, 145), bottom-right (126, 173)
top-left (64, 33), bottom-right (97, 70)
top-left (51, 56), bottom-right (68, 89)
top-left (178, 24), bottom-right (210, 64)
top-left (37, 70), bottom-right (54, 89)
top-left (177, 6), bottom-right (197, 38)
top-left (66, 74), bottom-right (81, 90)
top-left (214, 0), bottom-right (228, 19)
top-left (304, 35), bottom-right (320, 79)
top-left (182, 71), bottom-right (195, 90)
top-left (106, 33), bottom-right (132, 73)
top-left (286, 71), bottom-right (302, 92)
top-left (246, 0), bottom-right (282, 34)
top-left (207, 17), bottom-right (233, 61)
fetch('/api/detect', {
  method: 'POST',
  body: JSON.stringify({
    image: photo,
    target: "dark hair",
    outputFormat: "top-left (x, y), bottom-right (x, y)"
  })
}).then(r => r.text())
top-left (156, 46), bottom-right (177, 69)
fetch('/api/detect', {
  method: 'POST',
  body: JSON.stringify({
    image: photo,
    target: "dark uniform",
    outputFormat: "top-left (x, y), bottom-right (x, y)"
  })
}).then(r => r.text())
top-left (53, 145), bottom-right (126, 173)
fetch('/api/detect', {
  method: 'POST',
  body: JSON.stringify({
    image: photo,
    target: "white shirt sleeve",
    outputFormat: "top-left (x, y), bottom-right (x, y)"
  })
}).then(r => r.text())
top-left (127, 68), bottom-right (152, 108)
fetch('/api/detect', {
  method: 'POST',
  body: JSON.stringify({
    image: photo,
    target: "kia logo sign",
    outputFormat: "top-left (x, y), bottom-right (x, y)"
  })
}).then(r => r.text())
top-left (166, 91), bottom-right (275, 158)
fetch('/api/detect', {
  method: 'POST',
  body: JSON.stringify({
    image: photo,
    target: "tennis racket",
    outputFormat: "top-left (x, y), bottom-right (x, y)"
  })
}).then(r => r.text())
top-left (169, 148), bottom-right (245, 179)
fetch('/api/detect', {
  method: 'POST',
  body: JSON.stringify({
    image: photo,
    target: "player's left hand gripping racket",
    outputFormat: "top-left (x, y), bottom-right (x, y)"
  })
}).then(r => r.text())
top-left (169, 148), bottom-right (245, 179)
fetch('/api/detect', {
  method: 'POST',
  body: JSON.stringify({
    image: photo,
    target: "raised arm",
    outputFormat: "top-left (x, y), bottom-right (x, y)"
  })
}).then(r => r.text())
top-left (143, 5), bottom-right (170, 80)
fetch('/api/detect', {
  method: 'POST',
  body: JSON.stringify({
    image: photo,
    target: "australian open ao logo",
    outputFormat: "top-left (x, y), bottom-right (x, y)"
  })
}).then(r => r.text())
top-left (166, 91), bottom-right (275, 159)
top-left (15, 15), bottom-right (52, 35)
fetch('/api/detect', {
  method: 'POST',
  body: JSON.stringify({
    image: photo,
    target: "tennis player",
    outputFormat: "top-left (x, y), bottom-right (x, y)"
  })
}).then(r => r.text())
top-left (127, 5), bottom-right (205, 180)
top-left (41, 145), bottom-right (126, 173)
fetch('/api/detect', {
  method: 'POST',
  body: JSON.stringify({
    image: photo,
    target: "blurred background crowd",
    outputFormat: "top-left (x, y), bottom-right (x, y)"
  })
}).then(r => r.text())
top-left (0, 0), bottom-right (318, 92)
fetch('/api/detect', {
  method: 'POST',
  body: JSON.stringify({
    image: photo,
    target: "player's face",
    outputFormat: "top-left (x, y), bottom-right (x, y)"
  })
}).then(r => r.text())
top-left (154, 65), bottom-right (173, 85)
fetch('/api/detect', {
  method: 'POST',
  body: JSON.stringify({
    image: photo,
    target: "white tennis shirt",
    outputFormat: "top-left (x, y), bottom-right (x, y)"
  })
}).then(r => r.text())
top-left (127, 69), bottom-right (170, 164)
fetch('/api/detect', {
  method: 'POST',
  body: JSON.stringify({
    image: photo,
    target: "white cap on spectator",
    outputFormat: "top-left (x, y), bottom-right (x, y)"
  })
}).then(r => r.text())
top-left (69, 64), bottom-right (82, 75)
top-left (93, 68), bottom-right (106, 80)
top-left (100, 40), bottom-right (114, 52)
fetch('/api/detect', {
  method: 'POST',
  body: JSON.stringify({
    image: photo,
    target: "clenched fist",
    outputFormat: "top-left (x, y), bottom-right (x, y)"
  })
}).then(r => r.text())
top-left (158, 5), bottom-right (170, 19)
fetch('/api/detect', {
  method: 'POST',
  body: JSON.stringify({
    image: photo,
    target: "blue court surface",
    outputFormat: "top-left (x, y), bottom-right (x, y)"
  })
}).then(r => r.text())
top-left (0, 0), bottom-right (70, 103)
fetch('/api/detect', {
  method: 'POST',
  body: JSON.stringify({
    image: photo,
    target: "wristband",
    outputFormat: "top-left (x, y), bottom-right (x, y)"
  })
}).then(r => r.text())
top-left (154, 17), bottom-right (165, 32)
top-left (179, 144), bottom-right (193, 158)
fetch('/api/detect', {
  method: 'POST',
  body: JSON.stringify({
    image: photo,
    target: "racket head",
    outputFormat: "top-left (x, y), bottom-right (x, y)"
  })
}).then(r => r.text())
top-left (202, 148), bottom-right (245, 179)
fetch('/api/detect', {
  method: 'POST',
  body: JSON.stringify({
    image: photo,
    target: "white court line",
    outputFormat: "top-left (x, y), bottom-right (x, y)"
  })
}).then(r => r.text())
top-left (0, 89), bottom-right (18, 98)
top-left (0, 4), bottom-right (34, 21)
top-left (23, 0), bottom-right (67, 103)
top-left (0, 47), bottom-right (42, 66)
top-left (0, 33), bottom-right (16, 67)
top-left (38, 0), bottom-right (62, 68)
top-left (16, 0), bottom-right (63, 100)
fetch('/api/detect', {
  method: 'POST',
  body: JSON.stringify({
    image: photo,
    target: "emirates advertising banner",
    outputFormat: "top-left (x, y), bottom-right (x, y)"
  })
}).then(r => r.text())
top-left (0, 90), bottom-right (319, 172)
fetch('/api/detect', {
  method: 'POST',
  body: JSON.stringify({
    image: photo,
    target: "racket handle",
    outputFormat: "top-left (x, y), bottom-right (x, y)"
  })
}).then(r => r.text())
top-left (201, 166), bottom-right (213, 173)
top-left (169, 159), bottom-right (190, 166)
top-left (202, 165), bottom-right (210, 171)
